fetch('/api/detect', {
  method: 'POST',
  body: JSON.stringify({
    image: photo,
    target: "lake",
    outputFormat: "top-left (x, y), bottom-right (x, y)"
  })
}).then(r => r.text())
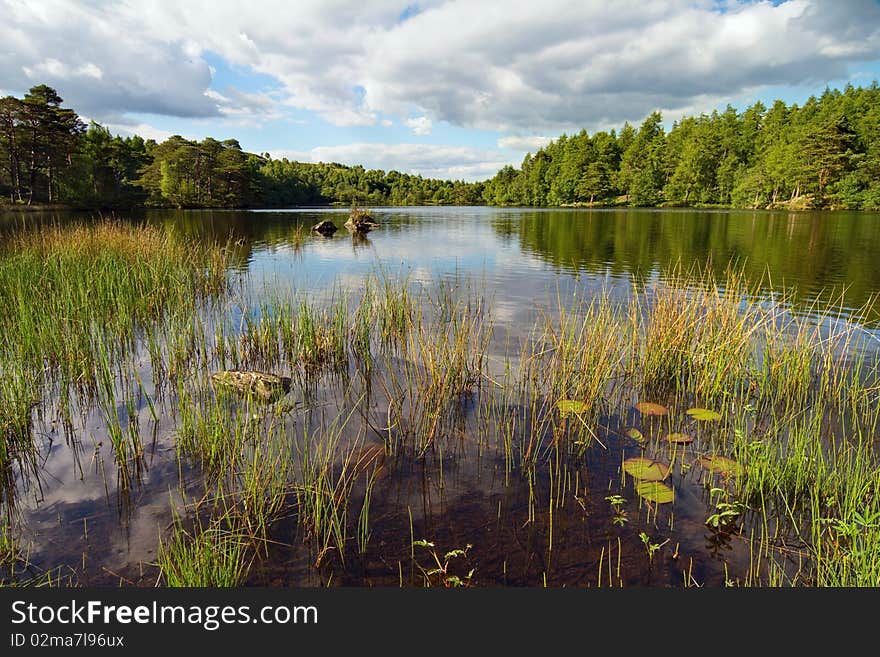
top-left (3, 206), bottom-right (880, 587)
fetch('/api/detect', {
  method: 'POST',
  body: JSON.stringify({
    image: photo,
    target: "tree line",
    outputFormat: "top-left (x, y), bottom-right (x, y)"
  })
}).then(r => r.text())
top-left (482, 83), bottom-right (880, 210)
top-left (0, 84), bottom-right (485, 208)
top-left (2, 83), bottom-right (879, 210)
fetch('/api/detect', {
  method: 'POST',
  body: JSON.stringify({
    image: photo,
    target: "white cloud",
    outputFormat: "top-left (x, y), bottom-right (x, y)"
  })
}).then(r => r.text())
top-left (404, 115), bottom-right (432, 135)
top-left (102, 121), bottom-right (177, 143)
top-left (76, 63), bottom-right (103, 79)
top-left (497, 135), bottom-right (553, 151)
top-left (2, 0), bottom-right (878, 135)
top-left (1, 1), bottom-right (218, 118)
top-left (268, 142), bottom-right (507, 181)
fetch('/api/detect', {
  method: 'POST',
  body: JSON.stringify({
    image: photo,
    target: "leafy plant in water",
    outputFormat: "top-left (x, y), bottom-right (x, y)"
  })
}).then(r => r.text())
top-left (699, 455), bottom-right (742, 477)
top-left (412, 539), bottom-right (475, 588)
top-left (605, 495), bottom-right (629, 526)
top-left (638, 532), bottom-right (669, 564)
top-left (665, 432), bottom-right (693, 445)
top-left (626, 428), bottom-right (645, 443)
top-left (824, 509), bottom-right (880, 544)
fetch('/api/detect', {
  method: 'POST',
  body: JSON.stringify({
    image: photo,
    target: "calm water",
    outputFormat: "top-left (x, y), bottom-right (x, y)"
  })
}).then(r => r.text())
top-left (4, 205), bottom-right (880, 317)
top-left (4, 206), bottom-right (880, 587)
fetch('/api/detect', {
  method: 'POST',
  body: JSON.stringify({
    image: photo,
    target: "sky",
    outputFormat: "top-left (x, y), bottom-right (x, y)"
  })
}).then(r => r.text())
top-left (1, 0), bottom-right (879, 181)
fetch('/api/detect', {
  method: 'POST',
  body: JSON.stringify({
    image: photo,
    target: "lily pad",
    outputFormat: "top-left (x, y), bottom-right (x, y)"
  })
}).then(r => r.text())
top-left (626, 428), bottom-right (645, 443)
top-left (666, 432), bottom-right (694, 445)
top-left (622, 457), bottom-right (669, 481)
top-left (686, 408), bottom-right (722, 421)
top-left (636, 402), bottom-right (668, 416)
top-left (636, 481), bottom-right (675, 504)
top-left (699, 455), bottom-right (742, 476)
top-left (557, 399), bottom-right (589, 417)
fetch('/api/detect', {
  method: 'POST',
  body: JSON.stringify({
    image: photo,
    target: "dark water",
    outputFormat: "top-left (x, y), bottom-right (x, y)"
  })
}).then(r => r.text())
top-left (3, 206), bottom-right (880, 587)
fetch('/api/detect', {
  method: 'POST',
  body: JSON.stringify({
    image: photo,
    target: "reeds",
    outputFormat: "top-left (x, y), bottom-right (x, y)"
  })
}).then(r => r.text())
top-left (157, 517), bottom-right (253, 587)
top-left (4, 217), bottom-right (880, 587)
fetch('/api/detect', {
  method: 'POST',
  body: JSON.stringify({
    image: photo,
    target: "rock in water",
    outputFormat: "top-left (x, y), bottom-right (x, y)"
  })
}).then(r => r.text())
top-left (312, 220), bottom-right (338, 236)
top-left (345, 207), bottom-right (379, 233)
top-left (211, 370), bottom-right (291, 401)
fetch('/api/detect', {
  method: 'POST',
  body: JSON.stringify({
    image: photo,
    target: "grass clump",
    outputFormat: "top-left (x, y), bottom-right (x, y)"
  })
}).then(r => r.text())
top-left (0, 220), bottom-right (230, 389)
top-left (157, 518), bottom-right (253, 587)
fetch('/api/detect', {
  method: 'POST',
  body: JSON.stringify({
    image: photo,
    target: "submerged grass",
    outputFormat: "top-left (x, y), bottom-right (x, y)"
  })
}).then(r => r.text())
top-left (0, 221), bottom-right (233, 504)
top-left (4, 216), bottom-right (880, 587)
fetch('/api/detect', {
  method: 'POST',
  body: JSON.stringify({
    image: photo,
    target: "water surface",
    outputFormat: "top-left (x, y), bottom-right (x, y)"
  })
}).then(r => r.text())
top-left (3, 206), bottom-right (879, 587)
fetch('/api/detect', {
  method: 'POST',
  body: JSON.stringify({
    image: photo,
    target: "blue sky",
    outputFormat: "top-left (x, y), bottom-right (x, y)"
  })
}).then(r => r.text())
top-left (2, 0), bottom-right (879, 180)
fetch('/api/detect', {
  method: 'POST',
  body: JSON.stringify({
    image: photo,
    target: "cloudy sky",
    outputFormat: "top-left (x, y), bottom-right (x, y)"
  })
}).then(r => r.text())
top-left (1, 0), bottom-right (879, 180)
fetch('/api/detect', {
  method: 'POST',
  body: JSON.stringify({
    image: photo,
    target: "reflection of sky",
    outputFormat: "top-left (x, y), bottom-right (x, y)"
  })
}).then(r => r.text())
top-left (13, 206), bottom-right (880, 583)
top-left (244, 208), bottom-right (619, 313)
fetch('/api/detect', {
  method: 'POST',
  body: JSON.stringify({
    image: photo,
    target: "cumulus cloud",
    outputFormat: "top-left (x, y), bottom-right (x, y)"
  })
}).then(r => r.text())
top-left (404, 115), bottom-right (432, 135)
top-left (1, 1), bottom-right (220, 118)
top-left (2, 0), bottom-right (878, 135)
top-left (497, 135), bottom-right (554, 151)
top-left (269, 143), bottom-right (507, 181)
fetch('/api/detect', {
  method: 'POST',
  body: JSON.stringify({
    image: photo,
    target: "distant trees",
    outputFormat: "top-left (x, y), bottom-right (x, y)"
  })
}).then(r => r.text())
top-left (3, 82), bottom-right (880, 211)
top-left (135, 136), bottom-right (260, 207)
top-left (0, 84), bottom-right (485, 209)
top-left (483, 83), bottom-right (880, 210)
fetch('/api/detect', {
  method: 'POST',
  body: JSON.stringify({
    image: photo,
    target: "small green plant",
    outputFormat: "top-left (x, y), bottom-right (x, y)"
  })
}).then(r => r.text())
top-left (605, 495), bottom-right (629, 526)
top-left (412, 539), bottom-right (475, 587)
top-left (638, 532), bottom-right (669, 564)
top-left (823, 509), bottom-right (880, 543)
top-left (1, 519), bottom-right (21, 568)
top-left (705, 488), bottom-right (747, 531)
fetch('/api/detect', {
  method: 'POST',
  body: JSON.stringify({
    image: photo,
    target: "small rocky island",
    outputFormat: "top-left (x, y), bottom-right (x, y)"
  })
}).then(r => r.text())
top-left (345, 206), bottom-right (379, 233)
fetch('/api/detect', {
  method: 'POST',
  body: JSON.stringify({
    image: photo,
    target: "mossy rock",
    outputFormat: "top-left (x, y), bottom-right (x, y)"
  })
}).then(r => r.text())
top-left (211, 370), bottom-right (291, 402)
top-left (345, 208), bottom-right (380, 232)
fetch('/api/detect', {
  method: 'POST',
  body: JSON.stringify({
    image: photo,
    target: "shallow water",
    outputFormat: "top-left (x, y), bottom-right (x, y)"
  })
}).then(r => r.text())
top-left (3, 206), bottom-right (879, 587)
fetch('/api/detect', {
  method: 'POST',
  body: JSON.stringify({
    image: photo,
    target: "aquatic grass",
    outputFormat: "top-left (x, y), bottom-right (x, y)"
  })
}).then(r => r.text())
top-left (292, 416), bottom-right (358, 565)
top-left (174, 374), bottom-right (271, 476)
top-left (533, 291), bottom-right (625, 451)
top-left (234, 425), bottom-right (293, 540)
top-left (632, 272), bottom-right (702, 392)
top-left (378, 283), bottom-right (492, 451)
top-left (0, 221), bottom-right (230, 386)
top-left (0, 367), bottom-right (39, 500)
top-left (2, 219), bottom-right (878, 590)
top-left (157, 517), bottom-right (253, 587)
top-left (374, 269), bottom-right (413, 348)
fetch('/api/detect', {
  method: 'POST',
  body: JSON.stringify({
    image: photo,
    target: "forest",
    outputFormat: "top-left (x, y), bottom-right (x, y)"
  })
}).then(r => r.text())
top-left (0, 84), bottom-right (484, 208)
top-left (1, 83), bottom-right (879, 210)
top-left (482, 84), bottom-right (880, 210)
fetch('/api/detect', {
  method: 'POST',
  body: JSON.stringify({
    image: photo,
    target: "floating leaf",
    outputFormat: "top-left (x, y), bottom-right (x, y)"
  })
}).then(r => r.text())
top-left (557, 399), bottom-right (589, 417)
top-left (636, 402), bottom-right (668, 416)
top-left (699, 455), bottom-right (742, 476)
top-left (666, 432), bottom-right (694, 445)
top-left (686, 408), bottom-right (722, 421)
top-left (636, 481), bottom-right (674, 504)
top-left (626, 428), bottom-right (645, 443)
top-left (622, 457), bottom-right (669, 482)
